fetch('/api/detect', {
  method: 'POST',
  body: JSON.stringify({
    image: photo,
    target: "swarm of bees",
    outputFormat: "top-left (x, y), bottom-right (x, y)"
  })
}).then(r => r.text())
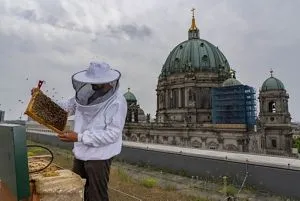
top-left (25, 90), bottom-right (68, 133)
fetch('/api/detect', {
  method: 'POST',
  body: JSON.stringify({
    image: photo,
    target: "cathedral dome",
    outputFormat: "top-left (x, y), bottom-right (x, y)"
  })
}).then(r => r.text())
top-left (138, 107), bottom-right (145, 115)
top-left (222, 77), bottom-right (242, 87)
top-left (160, 12), bottom-right (230, 78)
top-left (261, 71), bottom-right (285, 91)
top-left (124, 88), bottom-right (137, 102)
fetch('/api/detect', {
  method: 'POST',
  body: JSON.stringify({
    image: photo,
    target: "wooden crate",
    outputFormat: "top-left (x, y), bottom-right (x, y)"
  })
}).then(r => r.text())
top-left (28, 156), bottom-right (85, 201)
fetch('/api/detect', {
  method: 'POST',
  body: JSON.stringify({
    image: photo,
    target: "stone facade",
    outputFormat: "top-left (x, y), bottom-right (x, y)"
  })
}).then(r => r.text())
top-left (258, 79), bottom-right (293, 156)
top-left (123, 122), bottom-right (255, 152)
top-left (156, 71), bottom-right (230, 124)
top-left (123, 72), bottom-right (294, 156)
top-left (123, 13), bottom-right (295, 156)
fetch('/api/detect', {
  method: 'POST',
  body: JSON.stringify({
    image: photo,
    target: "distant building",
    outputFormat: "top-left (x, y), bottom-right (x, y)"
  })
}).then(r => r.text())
top-left (124, 88), bottom-right (147, 123)
top-left (4, 120), bottom-right (26, 126)
top-left (123, 10), bottom-right (295, 157)
top-left (258, 71), bottom-right (293, 155)
top-left (26, 117), bottom-right (74, 135)
top-left (0, 110), bottom-right (5, 122)
top-left (292, 122), bottom-right (300, 139)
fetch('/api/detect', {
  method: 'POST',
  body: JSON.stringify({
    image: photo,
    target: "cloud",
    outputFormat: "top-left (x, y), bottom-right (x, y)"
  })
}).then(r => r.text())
top-left (0, 0), bottom-right (299, 122)
top-left (107, 24), bottom-right (152, 40)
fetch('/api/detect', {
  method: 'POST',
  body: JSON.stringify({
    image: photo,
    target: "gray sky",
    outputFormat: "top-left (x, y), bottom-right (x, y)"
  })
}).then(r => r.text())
top-left (0, 0), bottom-right (300, 121)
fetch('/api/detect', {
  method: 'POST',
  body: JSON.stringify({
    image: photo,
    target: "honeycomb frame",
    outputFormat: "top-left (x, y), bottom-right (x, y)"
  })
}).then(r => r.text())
top-left (25, 89), bottom-right (68, 134)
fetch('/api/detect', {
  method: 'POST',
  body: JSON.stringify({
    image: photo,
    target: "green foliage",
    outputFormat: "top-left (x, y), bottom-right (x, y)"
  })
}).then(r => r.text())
top-left (292, 138), bottom-right (300, 153)
top-left (141, 177), bottom-right (157, 188)
top-left (27, 147), bottom-right (48, 156)
top-left (117, 167), bottom-right (131, 182)
top-left (219, 184), bottom-right (238, 196)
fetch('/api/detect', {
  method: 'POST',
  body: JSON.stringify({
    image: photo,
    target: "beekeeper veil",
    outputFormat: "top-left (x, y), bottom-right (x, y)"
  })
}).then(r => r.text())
top-left (71, 62), bottom-right (121, 106)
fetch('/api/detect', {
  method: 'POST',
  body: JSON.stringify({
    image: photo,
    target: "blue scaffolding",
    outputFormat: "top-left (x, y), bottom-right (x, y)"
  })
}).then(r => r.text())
top-left (212, 85), bottom-right (256, 128)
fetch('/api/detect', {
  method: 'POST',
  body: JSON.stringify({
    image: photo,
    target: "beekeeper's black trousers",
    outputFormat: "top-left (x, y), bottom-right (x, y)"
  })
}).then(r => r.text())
top-left (72, 158), bottom-right (112, 201)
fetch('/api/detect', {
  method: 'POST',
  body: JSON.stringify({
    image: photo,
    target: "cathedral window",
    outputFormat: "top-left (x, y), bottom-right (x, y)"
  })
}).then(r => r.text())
top-left (268, 101), bottom-right (276, 113)
top-left (208, 141), bottom-right (218, 150)
top-left (181, 88), bottom-right (185, 107)
top-left (192, 140), bottom-right (201, 148)
top-left (271, 139), bottom-right (277, 148)
top-left (175, 89), bottom-right (178, 107)
top-left (188, 89), bottom-right (195, 101)
top-left (189, 89), bottom-right (193, 101)
top-left (170, 89), bottom-right (178, 108)
top-left (159, 94), bottom-right (164, 103)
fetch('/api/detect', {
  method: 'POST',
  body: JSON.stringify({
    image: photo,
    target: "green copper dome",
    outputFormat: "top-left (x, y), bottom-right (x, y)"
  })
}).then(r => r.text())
top-left (160, 14), bottom-right (230, 78)
top-left (261, 76), bottom-right (285, 91)
top-left (222, 78), bottom-right (242, 87)
top-left (124, 88), bottom-right (137, 102)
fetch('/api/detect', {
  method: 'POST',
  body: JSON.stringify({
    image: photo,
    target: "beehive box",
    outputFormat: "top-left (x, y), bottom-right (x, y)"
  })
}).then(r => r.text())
top-left (28, 156), bottom-right (62, 176)
top-left (29, 157), bottom-right (85, 201)
top-left (25, 89), bottom-right (68, 134)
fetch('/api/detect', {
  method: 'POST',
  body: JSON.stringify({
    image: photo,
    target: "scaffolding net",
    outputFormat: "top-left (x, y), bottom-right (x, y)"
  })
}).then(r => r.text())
top-left (212, 85), bottom-right (256, 128)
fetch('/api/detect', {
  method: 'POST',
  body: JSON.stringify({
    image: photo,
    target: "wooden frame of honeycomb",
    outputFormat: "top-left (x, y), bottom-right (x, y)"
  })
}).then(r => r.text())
top-left (25, 89), bottom-right (68, 134)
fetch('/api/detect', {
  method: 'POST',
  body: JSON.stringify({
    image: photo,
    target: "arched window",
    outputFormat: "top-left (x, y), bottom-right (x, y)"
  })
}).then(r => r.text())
top-left (283, 99), bottom-right (288, 112)
top-left (188, 89), bottom-right (192, 101)
top-left (170, 89), bottom-right (178, 108)
top-left (271, 139), bottom-right (277, 148)
top-left (188, 89), bottom-right (195, 101)
top-left (181, 88), bottom-right (185, 107)
top-left (268, 101), bottom-right (276, 113)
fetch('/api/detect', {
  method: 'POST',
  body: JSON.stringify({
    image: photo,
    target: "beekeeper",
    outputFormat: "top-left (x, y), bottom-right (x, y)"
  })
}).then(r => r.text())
top-left (33, 61), bottom-right (127, 201)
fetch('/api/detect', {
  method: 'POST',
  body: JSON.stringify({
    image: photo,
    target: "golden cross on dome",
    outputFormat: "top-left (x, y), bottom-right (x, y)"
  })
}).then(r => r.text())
top-left (270, 69), bottom-right (273, 77)
top-left (230, 69), bottom-right (236, 78)
top-left (190, 8), bottom-right (197, 30)
top-left (191, 8), bottom-right (195, 17)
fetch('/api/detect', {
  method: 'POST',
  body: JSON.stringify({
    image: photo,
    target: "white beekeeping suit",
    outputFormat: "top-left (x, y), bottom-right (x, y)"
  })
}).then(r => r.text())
top-left (57, 62), bottom-right (127, 160)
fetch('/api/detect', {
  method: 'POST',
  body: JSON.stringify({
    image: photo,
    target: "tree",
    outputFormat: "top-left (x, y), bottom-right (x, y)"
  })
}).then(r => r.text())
top-left (292, 138), bottom-right (300, 153)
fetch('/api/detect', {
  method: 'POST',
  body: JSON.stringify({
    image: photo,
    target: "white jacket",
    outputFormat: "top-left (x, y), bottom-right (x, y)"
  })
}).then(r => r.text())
top-left (58, 90), bottom-right (127, 161)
